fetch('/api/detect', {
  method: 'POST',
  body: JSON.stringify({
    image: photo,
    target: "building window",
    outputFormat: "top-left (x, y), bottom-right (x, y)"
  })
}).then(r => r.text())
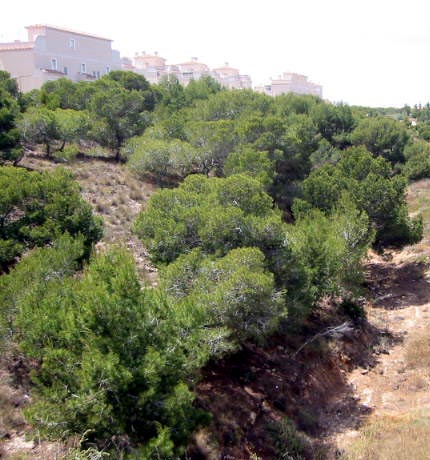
top-left (96, 71), bottom-right (101, 79)
top-left (81, 63), bottom-right (86, 74)
top-left (64, 66), bottom-right (68, 75)
top-left (106, 66), bottom-right (111, 74)
top-left (69, 39), bottom-right (75, 49)
top-left (51, 58), bottom-right (58, 71)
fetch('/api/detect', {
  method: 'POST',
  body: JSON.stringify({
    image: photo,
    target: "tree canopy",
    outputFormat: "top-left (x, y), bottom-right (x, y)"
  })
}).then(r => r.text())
top-left (0, 71), bottom-right (22, 164)
top-left (0, 166), bottom-right (102, 270)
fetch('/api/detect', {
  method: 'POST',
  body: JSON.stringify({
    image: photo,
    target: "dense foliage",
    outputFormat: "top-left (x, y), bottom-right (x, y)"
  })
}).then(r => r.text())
top-left (0, 238), bottom-right (213, 457)
top-left (298, 147), bottom-right (422, 246)
top-left (135, 173), bottom-right (374, 324)
top-left (16, 72), bottom-right (158, 161)
top-left (134, 173), bottom-right (282, 263)
top-left (0, 72), bottom-right (22, 164)
top-left (0, 166), bottom-right (102, 270)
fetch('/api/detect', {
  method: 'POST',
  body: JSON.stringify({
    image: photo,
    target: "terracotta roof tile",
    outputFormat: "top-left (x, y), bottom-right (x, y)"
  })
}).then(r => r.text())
top-left (26, 24), bottom-right (112, 41)
top-left (0, 42), bottom-right (34, 51)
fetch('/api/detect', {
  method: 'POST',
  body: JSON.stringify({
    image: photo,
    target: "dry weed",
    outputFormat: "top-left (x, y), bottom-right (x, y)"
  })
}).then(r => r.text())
top-left (95, 201), bottom-right (110, 214)
top-left (405, 332), bottom-right (430, 369)
top-left (0, 383), bottom-right (26, 435)
top-left (344, 412), bottom-right (430, 460)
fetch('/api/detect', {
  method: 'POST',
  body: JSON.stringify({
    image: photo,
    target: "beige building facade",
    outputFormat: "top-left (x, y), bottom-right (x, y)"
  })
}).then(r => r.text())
top-left (256, 72), bottom-right (323, 98)
top-left (0, 25), bottom-right (121, 92)
top-left (212, 64), bottom-right (252, 90)
top-left (123, 53), bottom-right (252, 89)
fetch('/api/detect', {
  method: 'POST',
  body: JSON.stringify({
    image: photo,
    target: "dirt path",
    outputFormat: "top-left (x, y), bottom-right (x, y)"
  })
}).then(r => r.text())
top-left (336, 250), bottom-right (430, 451)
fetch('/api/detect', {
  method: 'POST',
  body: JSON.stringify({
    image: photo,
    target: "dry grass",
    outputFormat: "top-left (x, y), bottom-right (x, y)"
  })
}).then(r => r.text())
top-left (405, 374), bottom-right (429, 392)
top-left (0, 371), bottom-right (28, 460)
top-left (343, 412), bottom-right (430, 460)
top-left (0, 383), bottom-right (26, 436)
top-left (337, 179), bottom-right (430, 460)
top-left (19, 154), bottom-right (158, 282)
top-left (405, 332), bottom-right (430, 370)
top-left (406, 179), bottom-right (430, 250)
top-left (392, 178), bottom-right (430, 264)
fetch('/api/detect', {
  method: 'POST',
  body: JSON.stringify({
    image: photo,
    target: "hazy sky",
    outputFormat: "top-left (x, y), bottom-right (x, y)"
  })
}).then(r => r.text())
top-left (2, 0), bottom-right (430, 107)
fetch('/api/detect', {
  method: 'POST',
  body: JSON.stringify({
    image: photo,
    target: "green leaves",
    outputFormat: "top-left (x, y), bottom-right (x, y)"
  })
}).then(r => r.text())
top-left (18, 107), bottom-right (58, 156)
top-left (0, 72), bottom-right (22, 165)
top-left (126, 136), bottom-right (198, 181)
top-left (2, 242), bottom-right (211, 453)
top-left (301, 147), bottom-right (422, 247)
top-left (22, 73), bottom-right (159, 161)
top-left (135, 174), bottom-right (283, 264)
top-left (351, 116), bottom-right (410, 164)
top-left (90, 84), bottom-right (151, 158)
top-left (288, 200), bottom-right (372, 305)
top-left (224, 147), bottom-right (275, 188)
top-left (0, 166), bottom-right (102, 269)
top-left (162, 247), bottom-right (286, 344)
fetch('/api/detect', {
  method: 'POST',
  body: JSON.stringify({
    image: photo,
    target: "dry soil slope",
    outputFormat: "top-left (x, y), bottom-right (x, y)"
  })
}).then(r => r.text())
top-left (336, 178), bottom-right (430, 460)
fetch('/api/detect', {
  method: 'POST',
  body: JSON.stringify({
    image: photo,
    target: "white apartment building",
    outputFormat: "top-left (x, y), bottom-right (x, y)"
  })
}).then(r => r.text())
top-left (212, 64), bottom-right (252, 90)
top-left (256, 72), bottom-right (323, 98)
top-left (0, 25), bottom-right (121, 92)
top-left (123, 53), bottom-right (252, 89)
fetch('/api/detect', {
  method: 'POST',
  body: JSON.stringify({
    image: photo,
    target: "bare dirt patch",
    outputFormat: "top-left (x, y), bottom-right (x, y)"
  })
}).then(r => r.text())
top-left (192, 303), bottom-right (384, 460)
top-left (335, 249), bottom-right (430, 458)
top-left (20, 154), bottom-right (157, 283)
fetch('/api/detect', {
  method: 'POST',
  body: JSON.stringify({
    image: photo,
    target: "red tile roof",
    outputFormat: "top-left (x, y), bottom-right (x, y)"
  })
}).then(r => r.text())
top-left (0, 42), bottom-right (34, 51)
top-left (26, 24), bottom-right (112, 42)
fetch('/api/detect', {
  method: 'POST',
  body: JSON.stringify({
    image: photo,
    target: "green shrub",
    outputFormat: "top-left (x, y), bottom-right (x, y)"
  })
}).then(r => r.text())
top-left (1, 242), bottom-right (214, 456)
top-left (267, 418), bottom-right (307, 460)
top-left (224, 150), bottom-right (274, 186)
top-left (0, 165), bottom-right (102, 269)
top-left (162, 247), bottom-right (286, 344)
top-left (300, 147), bottom-right (422, 247)
top-left (0, 71), bottom-right (22, 165)
top-left (134, 174), bottom-right (284, 264)
top-left (54, 143), bottom-right (80, 162)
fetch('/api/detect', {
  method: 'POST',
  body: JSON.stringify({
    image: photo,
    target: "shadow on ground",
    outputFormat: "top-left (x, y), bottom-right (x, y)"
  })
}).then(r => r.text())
top-left (191, 305), bottom-right (400, 460)
top-left (190, 255), bottom-right (426, 460)
top-left (365, 259), bottom-right (430, 309)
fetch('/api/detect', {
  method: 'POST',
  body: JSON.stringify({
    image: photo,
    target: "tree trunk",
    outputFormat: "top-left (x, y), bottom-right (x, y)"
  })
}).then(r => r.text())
top-left (115, 148), bottom-right (121, 162)
top-left (12, 150), bottom-right (25, 167)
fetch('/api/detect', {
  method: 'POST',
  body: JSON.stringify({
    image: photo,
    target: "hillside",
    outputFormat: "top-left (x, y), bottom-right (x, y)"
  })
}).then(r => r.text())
top-left (2, 160), bottom-right (430, 460)
top-left (189, 232), bottom-right (430, 459)
top-left (334, 180), bottom-right (430, 459)
top-left (0, 154), bottom-right (156, 459)
top-left (2, 71), bottom-right (430, 460)
top-left (22, 153), bottom-right (157, 282)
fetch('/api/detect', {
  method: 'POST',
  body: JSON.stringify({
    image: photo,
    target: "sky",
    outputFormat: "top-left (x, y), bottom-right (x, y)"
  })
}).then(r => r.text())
top-left (2, 0), bottom-right (430, 107)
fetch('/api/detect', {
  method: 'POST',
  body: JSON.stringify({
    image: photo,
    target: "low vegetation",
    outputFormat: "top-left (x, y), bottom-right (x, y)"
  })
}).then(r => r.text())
top-left (344, 412), bottom-right (430, 460)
